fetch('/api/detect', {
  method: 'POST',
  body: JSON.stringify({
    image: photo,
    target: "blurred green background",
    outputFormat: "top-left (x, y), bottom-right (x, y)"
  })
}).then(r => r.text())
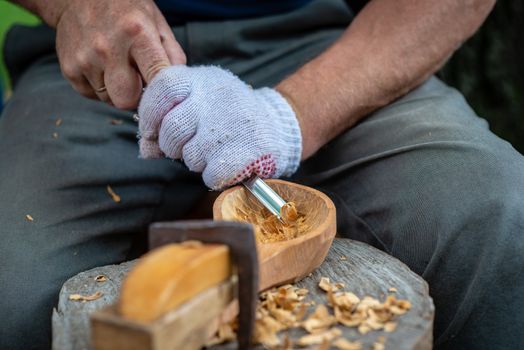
top-left (0, 1), bottom-right (39, 94)
top-left (1, 1), bottom-right (523, 153)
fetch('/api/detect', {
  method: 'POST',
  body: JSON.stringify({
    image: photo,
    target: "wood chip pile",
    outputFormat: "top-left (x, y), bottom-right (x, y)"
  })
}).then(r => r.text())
top-left (208, 277), bottom-right (411, 349)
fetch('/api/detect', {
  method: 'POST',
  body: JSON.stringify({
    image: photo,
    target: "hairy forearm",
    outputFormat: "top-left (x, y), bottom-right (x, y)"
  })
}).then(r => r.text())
top-left (8, 0), bottom-right (67, 26)
top-left (277, 0), bottom-right (495, 159)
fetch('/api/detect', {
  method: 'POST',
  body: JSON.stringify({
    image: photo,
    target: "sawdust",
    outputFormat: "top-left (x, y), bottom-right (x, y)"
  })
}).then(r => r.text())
top-left (234, 201), bottom-right (309, 243)
top-left (25, 214), bottom-right (34, 222)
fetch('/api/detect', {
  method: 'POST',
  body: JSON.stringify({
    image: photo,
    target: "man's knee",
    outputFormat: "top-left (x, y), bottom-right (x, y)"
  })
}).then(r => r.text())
top-left (423, 141), bottom-right (524, 262)
top-left (430, 170), bottom-right (524, 347)
top-left (315, 93), bottom-right (524, 275)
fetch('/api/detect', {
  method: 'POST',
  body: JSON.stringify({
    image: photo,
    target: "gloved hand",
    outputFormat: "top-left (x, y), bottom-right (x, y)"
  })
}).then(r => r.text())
top-left (138, 65), bottom-right (302, 190)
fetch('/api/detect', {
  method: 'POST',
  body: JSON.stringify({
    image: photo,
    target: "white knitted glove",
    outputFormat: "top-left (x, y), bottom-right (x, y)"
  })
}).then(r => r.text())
top-left (138, 65), bottom-right (302, 190)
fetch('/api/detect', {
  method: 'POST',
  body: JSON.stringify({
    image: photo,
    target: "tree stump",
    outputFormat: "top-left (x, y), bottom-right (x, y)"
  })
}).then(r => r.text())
top-left (52, 239), bottom-right (434, 350)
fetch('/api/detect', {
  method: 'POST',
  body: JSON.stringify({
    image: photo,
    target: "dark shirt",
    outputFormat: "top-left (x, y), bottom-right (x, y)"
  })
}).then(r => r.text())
top-left (155, 0), bottom-right (313, 23)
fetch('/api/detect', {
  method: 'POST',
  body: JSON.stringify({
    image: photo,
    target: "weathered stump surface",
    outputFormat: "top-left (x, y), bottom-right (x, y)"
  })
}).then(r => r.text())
top-left (52, 239), bottom-right (434, 350)
top-left (52, 261), bottom-right (137, 350)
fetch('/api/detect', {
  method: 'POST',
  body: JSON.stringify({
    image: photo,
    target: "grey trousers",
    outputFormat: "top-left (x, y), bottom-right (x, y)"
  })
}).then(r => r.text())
top-left (1, 0), bottom-right (523, 349)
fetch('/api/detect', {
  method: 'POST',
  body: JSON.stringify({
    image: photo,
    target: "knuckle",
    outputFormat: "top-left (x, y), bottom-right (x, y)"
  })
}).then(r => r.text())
top-left (120, 12), bottom-right (146, 37)
top-left (75, 53), bottom-right (92, 71)
top-left (92, 35), bottom-right (110, 58)
top-left (60, 62), bottom-right (78, 81)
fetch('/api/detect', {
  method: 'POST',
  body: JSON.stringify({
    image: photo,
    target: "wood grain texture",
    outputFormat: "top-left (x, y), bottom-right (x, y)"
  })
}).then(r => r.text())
top-left (119, 243), bottom-right (231, 322)
top-left (52, 239), bottom-right (434, 350)
top-left (214, 179), bottom-right (337, 291)
top-left (92, 280), bottom-right (236, 350)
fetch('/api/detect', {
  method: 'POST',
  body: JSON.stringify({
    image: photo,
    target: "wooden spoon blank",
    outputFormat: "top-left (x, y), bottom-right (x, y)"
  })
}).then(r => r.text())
top-left (213, 179), bottom-right (336, 291)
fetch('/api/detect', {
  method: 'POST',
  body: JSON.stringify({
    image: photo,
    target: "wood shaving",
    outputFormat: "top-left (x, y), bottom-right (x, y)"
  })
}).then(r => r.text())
top-left (314, 338), bottom-right (331, 350)
top-left (320, 277), bottom-right (411, 336)
top-left (52, 132), bottom-right (59, 139)
top-left (106, 185), bottom-right (121, 203)
top-left (94, 275), bottom-right (107, 282)
top-left (280, 202), bottom-right (299, 223)
top-left (372, 336), bottom-right (386, 350)
top-left (254, 316), bottom-right (283, 348)
top-left (297, 328), bottom-right (342, 346)
top-left (333, 338), bottom-right (362, 350)
top-left (233, 200), bottom-right (308, 243)
top-left (55, 118), bottom-right (62, 126)
top-left (340, 256), bottom-right (348, 261)
top-left (205, 323), bottom-right (237, 347)
top-left (69, 291), bottom-right (103, 302)
top-left (210, 277), bottom-right (411, 349)
top-left (319, 277), bottom-right (343, 292)
top-left (302, 305), bottom-right (336, 333)
top-left (253, 284), bottom-right (309, 348)
top-left (388, 288), bottom-right (397, 293)
top-left (25, 214), bottom-right (34, 222)
top-left (329, 291), bottom-right (360, 310)
top-left (383, 322), bottom-right (397, 333)
top-left (372, 341), bottom-right (385, 350)
top-left (280, 336), bottom-right (294, 350)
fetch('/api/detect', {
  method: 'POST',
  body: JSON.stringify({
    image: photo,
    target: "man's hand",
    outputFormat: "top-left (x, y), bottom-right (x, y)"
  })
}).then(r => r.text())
top-left (48, 0), bottom-right (185, 109)
top-left (138, 65), bottom-right (302, 190)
